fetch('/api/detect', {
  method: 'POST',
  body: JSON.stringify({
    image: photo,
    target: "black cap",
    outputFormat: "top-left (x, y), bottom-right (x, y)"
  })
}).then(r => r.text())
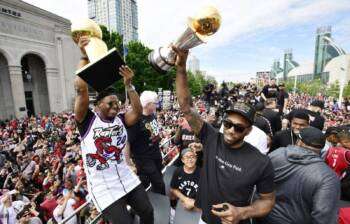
top-left (298, 127), bottom-right (325, 149)
top-left (325, 126), bottom-right (341, 137)
top-left (310, 100), bottom-right (325, 110)
top-left (76, 48), bottom-right (125, 92)
top-left (226, 102), bottom-right (256, 125)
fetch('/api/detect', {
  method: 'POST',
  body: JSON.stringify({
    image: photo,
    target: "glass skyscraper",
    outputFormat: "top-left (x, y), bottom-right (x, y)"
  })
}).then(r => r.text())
top-left (87, 0), bottom-right (138, 44)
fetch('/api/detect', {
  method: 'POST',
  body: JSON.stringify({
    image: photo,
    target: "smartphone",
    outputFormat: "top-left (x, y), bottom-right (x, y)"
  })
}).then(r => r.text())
top-left (212, 204), bottom-right (228, 212)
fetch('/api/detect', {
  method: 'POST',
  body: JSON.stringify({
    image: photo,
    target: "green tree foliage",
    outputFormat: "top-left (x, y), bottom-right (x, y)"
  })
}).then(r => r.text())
top-left (100, 25), bottom-right (123, 53)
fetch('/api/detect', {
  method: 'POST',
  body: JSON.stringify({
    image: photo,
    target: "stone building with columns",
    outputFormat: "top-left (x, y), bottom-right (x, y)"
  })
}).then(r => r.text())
top-left (0, 0), bottom-right (80, 120)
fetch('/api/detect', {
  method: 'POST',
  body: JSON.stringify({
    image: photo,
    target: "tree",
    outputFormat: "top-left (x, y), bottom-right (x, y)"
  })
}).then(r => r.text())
top-left (100, 25), bottom-right (123, 54)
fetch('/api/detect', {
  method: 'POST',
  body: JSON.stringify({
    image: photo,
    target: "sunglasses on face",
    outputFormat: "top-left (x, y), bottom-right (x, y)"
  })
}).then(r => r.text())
top-left (222, 119), bottom-right (248, 133)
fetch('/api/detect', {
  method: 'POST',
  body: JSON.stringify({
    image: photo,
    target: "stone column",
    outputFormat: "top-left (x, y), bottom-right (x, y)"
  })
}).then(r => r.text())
top-left (46, 68), bottom-right (63, 113)
top-left (8, 65), bottom-right (27, 118)
top-left (56, 36), bottom-right (68, 110)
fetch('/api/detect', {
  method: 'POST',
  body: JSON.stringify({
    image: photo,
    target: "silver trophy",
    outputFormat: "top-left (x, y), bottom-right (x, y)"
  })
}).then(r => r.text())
top-left (148, 6), bottom-right (222, 73)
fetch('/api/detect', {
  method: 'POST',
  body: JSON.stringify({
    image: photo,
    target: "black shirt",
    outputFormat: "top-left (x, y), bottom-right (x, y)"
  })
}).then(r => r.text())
top-left (127, 114), bottom-right (162, 160)
top-left (254, 115), bottom-right (273, 136)
top-left (270, 129), bottom-right (298, 153)
top-left (262, 109), bottom-right (282, 134)
top-left (195, 123), bottom-right (275, 224)
top-left (170, 166), bottom-right (200, 199)
top-left (277, 90), bottom-right (289, 108)
top-left (262, 85), bottom-right (279, 99)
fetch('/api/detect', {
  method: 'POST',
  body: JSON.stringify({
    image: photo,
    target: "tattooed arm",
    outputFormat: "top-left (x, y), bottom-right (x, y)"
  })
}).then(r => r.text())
top-left (172, 46), bottom-right (203, 135)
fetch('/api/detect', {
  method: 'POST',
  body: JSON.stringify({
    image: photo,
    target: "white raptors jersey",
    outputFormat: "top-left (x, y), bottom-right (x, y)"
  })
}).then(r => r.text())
top-left (79, 110), bottom-right (140, 212)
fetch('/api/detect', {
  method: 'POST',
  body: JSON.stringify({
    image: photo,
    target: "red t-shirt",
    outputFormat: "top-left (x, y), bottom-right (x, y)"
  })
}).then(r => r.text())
top-left (40, 198), bottom-right (58, 221)
top-left (325, 147), bottom-right (350, 177)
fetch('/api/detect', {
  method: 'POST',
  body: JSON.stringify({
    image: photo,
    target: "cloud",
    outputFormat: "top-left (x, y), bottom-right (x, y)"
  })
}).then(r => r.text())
top-left (139, 0), bottom-right (350, 50)
top-left (23, 0), bottom-right (87, 21)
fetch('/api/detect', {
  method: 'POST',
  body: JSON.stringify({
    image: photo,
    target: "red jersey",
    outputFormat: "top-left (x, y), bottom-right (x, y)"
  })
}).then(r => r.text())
top-left (325, 147), bottom-right (350, 177)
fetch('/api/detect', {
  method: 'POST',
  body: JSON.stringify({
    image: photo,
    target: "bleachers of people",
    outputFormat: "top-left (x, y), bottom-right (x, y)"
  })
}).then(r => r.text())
top-left (1, 78), bottom-right (350, 224)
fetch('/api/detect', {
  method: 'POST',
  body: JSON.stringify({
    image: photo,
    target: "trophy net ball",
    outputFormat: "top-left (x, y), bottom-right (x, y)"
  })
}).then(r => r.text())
top-left (190, 6), bottom-right (221, 36)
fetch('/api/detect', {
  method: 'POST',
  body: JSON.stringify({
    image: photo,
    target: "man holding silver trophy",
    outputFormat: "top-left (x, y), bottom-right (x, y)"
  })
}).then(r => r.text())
top-left (167, 6), bottom-right (276, 224)
top-left (72, 20), bottom-right (154, 224)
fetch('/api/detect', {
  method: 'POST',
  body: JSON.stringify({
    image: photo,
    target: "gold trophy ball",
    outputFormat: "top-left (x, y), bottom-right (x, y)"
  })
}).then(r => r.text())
top-left (189, 6), bottom-right (221, 36)
top-left (71, 18), bottom-right (103, 43)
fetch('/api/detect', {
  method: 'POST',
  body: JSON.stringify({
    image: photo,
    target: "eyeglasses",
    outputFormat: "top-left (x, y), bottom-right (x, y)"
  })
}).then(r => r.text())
top-left (183, 155), bottom-right (196, 160)
top-left (222, 119), bottom-right (248, 133)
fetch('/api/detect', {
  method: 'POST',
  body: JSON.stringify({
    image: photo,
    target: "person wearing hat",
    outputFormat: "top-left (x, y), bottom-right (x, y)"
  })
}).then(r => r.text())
top-left (127, 90), bottom-right (166, 195)
top-left (173, 46), bottom-right (275, 224)
top-left (270, 110), bottom-right (310, 153)
top-left (170, 148), bottom-right (200, 213)
top-left (73, 36), bottom-right (153, 224)
top-left (259, 127), bottom-right (340, 224)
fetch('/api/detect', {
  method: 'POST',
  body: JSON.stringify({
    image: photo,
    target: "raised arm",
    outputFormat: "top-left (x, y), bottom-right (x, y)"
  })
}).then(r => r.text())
top-left (172, 46), bottom-right (203, 135)
top-left (74, 36), bottom-right (90, 123)
top-left (119, 66), bottom-right (142, 127)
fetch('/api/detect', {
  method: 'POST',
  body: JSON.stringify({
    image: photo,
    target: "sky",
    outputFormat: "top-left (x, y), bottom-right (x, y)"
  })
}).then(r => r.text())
top-left (23, 0), bottom-right (350, 83)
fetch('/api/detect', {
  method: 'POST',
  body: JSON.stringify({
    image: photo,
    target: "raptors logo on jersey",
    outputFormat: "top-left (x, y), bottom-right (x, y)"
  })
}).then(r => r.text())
top-left (85, 125), bottom-right (127, 170)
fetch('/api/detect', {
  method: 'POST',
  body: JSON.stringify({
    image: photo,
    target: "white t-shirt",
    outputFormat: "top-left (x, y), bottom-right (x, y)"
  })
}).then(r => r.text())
top-left (244, 126), bottom-right (268, 154)
top-left (219, 125), bottom-right (268, 154)
top-left (0, 203), bottom-right (17, 224)
top-left (53, 199), bottom-right (77, 224)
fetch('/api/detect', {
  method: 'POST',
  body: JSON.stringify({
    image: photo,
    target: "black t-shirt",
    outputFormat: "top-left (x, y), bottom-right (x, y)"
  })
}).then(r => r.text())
top-left (127, 114), bottom-right (162, 160)
top-left (170, 166), bottom-right (200, 199)
top-left (254, 115), bottom-right (273, 136)
top-left (277, 90), bottom-right (289, 108)
top-left (262, 109), bottom-right (282, 134)
top-left (262, 85), bottom-right (279, 99)
top-left (195, 123), bottom-right (275, 224)
top-left (173, 128), bottom-right (196, 150)
top-left (269, 129), bottom-right (297, 152)
top-left (76, 109), bottom-right (95, 137)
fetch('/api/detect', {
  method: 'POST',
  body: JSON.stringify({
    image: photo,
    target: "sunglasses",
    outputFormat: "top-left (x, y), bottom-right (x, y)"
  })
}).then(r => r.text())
top-left (223, 119), bottom-right (248, 133)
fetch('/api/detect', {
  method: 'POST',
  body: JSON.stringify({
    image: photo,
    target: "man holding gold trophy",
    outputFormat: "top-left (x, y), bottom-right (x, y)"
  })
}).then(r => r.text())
top-left (72, 19), bottom-right (154, 224)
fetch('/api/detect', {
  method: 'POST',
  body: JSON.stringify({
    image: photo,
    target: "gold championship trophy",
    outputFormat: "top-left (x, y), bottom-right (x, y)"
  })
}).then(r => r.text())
top-left (71, 19), bottom-right (125, 92)
top-left (148, 6), bottom-right (221, 73)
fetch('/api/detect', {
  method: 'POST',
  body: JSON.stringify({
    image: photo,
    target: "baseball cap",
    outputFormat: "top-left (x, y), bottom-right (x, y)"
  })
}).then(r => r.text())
top-left (325, 126), bottom-right (341, 137)
top-left (225, 102), bottom-right (256, 125)
top-left (298, 127), bottom-right (325, 149)
top-left (310, 100), bottom-right (325, 110)
top-left (140, 91), bottom-right (158, 107)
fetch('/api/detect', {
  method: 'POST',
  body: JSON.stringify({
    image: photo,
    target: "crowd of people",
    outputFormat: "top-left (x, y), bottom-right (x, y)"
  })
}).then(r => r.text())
top-left (1, 41), bottom-right (350, 224)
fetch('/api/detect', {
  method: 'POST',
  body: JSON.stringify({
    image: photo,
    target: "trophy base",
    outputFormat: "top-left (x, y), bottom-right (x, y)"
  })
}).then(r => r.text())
top-left (148, 48), bottom-right (174, 74)
top-left (148, 53), bottom-right (167, 74)
top-left (76, 48), bottom-right (125, 92)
